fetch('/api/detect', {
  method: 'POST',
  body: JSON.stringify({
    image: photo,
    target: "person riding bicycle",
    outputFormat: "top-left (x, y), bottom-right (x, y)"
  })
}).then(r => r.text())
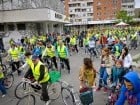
top-left (8, 43), bottom-right (21, 75)
top-left (57, 41), bottom-right (70, 73)
top-left (115, 71), bottom-right (140, 105)
top-left (0, 66), bottom-right (6, 97)
top-left (70, 35), bottom-right (78, 53)
top-left (24, 55), bottom-right (50, 105)
top-left (42, 42), bottom-right (58, 70)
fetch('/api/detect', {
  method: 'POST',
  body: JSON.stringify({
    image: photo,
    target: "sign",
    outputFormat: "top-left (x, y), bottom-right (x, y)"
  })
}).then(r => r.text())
top-left (55, 13), bottom-right (63, 19)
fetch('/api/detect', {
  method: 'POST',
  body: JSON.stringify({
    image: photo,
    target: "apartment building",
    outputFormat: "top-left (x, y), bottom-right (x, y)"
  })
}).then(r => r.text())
top-left (93, 0), bottom-right (121, 21)
top-left (121, 0), bottom-right (135, 16)
top-left (65, 0), bottom-right (122, 28)
top-left (65, 0), bottom-right (94, 25)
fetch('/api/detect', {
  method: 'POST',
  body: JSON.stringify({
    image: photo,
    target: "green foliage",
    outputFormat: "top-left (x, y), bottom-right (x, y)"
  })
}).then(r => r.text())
top-left (116, 10), bottom-right (133, 23)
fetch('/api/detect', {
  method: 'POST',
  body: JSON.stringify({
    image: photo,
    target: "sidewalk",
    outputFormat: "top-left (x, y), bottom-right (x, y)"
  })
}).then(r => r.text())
top-left (132, 53), bottom-right (140, 68)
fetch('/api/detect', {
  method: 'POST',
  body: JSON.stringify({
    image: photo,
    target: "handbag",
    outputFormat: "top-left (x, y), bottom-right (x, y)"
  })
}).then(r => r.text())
top-left (79, 87), bottom-right (93, 105)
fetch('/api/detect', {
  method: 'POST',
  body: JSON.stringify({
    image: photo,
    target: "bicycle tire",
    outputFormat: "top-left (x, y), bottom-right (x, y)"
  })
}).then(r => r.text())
top-left (15, 81), bottom-right (29, 99)
top-left (48, 82), bottom-right (61, 100)
top-left (61, 87), bottom-right (75, 105)
top-left (4, 73), bottom-right (14, 89)
top-left (16, 94), bottom-right (36, 105)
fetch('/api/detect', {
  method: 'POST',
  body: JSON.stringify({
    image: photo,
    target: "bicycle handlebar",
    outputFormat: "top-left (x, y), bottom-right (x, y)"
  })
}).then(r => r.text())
top-left (22, 78), bottom-right (41, 87)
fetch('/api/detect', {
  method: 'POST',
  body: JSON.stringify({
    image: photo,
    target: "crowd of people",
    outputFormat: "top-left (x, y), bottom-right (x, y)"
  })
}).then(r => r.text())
top-left (0, 26), bottom-right (140, 105)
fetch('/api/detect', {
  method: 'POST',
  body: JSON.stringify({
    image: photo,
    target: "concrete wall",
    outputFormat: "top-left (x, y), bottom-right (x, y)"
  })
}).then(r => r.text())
top-left (0, 8), bottom-right (68, 23)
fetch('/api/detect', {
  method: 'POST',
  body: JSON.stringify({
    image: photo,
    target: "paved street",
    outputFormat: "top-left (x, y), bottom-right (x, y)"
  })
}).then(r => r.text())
top-left (0, 45), bottom-right (140, 105)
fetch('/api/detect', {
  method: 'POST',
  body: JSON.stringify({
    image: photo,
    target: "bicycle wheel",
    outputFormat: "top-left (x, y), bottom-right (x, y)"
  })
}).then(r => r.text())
top-left (61, 87), bottom-right (75, 105)
top-left (48, 82), bottom-right (61, 100)
top-left (15, 82), bottom-right (30, 99)
top-left (16, 94), bottom-right (35, 105)
top-left (4, 74), bottom-right (14, 89)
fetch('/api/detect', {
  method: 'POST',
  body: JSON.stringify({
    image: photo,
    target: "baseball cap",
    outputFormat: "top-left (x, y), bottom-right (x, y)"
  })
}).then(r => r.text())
top-left (32, 55), bottom-right (39, 60)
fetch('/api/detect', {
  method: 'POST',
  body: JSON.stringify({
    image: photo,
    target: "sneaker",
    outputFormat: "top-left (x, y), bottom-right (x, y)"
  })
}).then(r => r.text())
top-left (95, 87), bottom-right (101, 91)
top-left (103, 87), bottom-right (108, 93)
top-left (2, 94), bottom-right (6, 98)
top-left (45, 100), bottom-right (51, 105)
top-left (68, 70), bottom-right (70, 74)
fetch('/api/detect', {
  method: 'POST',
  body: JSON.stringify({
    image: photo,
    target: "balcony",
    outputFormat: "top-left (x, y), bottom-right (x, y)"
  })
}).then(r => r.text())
top-left (68, 0), bottom-right (93, 4)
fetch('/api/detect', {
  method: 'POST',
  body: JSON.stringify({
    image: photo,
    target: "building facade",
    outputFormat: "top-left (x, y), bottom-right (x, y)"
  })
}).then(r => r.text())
top-left (121, 0), bottom-right (135, 16)
top-left (93, 0), bottom-right (121, 21)
top-left (64, 0), bottom-right (122, 31)
top-left (0, 0), bottom-right (69, 35)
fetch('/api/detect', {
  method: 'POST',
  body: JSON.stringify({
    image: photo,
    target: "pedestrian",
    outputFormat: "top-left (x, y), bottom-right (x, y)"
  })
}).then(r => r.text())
top-left (115, 71), bottom-right (140, 105)
top-left (96, 47), bottom-right (113, 92)
top-left (119, 47), bottom-right (132, 74)
top-left (79, 58), bottom-right (97, 89)
top-left (110, 60), bottom-right (124, 87)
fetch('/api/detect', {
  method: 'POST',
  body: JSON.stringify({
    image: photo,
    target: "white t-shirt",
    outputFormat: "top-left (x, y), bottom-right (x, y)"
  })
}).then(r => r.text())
top-left (123, 54), bottom-right (132, 68)
top-left (88, 40), bottom-right (95, 48)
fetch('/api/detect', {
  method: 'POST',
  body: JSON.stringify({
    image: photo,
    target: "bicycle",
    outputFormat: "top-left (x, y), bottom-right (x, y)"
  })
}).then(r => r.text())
top-left (43, 56), bottom-right (56, 71)
top-left (59, 58), bottom-right (70, 74)
top-left (15, 78), bottom-right (61, 105)
top-left (1, 64), bottom-right (14, 89)
top-left (106, 84), bottom-right (121, 105)
top-left (61, 81), bottom-right (83, 105)
top-left (61, 81), bottom-right (94, 105)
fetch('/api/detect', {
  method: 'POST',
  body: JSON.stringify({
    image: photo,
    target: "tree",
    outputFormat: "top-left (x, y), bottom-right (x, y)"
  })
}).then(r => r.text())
top-left (116, 10), bottom-right (133, 23)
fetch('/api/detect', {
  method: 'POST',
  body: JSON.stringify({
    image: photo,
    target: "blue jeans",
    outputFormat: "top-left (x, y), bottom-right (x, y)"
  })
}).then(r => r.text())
top-left (99, 67), bottom-right (108, 88)
top-left (0, 79), bottom-right (6, 95)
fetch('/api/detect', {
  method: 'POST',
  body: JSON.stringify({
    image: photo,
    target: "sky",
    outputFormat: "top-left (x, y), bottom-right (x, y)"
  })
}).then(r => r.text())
top-left (135, 0), bottom-right (140, 8)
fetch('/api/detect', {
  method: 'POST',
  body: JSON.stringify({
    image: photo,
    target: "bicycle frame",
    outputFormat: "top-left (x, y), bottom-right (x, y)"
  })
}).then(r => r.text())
top-left (60, 80), bottom-right (82, 105)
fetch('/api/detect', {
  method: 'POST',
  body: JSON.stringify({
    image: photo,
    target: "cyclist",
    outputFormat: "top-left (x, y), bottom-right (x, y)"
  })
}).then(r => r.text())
top-left (24, 55), bottom-right (50, 105)
top-left (70, 35), bottom-right (78, 53)
top-left (0, 66), bottom-right (6, 97)
top-left (57, 40), bottom-right (70, 73)
top-left (42, 42), bottom-right (58, 69)
top-left (8, 43), bottom-right (21, 75)
top-left (116, 71), bottom-right (140, 105)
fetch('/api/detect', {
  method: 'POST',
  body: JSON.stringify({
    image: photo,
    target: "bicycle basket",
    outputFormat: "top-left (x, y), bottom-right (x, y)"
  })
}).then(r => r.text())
top-left (49, 71), bottom-right (61, 83)
top-left (80, 88), bottom-right (93, 105)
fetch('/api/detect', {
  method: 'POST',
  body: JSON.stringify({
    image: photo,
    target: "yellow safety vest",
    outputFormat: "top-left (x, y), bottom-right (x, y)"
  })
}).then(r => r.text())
top-left (0, 66), bottom-right (4, 79)
top-left (70, 37), bottom-right (76, 45)
top-left (18, 46), bottom-right (25, 55)
top-left (26, 57), bottom-right (34, 69)
top-left (46, 47), bottom-right (55, 57)
top-left (9, 48), bottom-right (19, 61)
top-left (84, 38), bottom-right (89, 45)
top-left (31, 61), bottom-right (50, 83)
top-left (115, 46), bottom-right (120, 57)
top-left (57, 45), bottom-right (67, 58)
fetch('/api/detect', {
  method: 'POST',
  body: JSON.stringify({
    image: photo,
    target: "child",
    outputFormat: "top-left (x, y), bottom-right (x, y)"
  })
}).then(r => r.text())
top-left (110, 60), bottom-right (124, 88)
top-left (0, 66), bottom-right (6, 97)
top-left (79, 58), bottom-right (96, 89)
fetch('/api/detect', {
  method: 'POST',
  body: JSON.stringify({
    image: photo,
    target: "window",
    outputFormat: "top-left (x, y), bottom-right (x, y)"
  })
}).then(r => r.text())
top-left (17, 24), bottom-right (26, 30)
top-left (87, 8), bottom-right (91, 12)
top-left (87, 2), bottom-right (93, 6)
top-left (97, 2), bottom-right (101, 6)
top-left (0, 24), bottom-right (4, 32)
top-left (8, 24), bottom-right (15, 31)
top-left (87, 18), bottom-right (92, 21)
top-left (87, 13), bottom-right (93, 16)
top-left (97, 6), bottom-right (101, 10)
top-left (128, 5), bottom-right (134, 8)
